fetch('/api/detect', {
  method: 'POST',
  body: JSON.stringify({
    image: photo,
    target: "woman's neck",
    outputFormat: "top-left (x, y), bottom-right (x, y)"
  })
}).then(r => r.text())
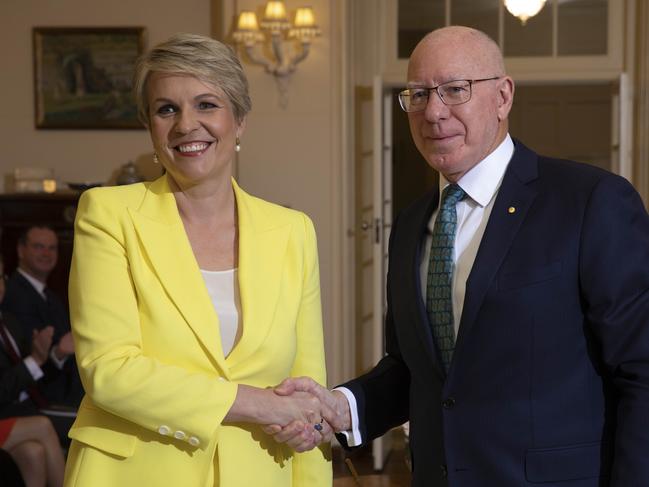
top-left (170, 175), bottom-right (236, 225)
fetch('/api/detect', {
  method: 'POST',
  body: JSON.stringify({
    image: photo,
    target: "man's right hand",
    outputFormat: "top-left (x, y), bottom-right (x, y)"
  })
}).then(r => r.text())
top-left (53, 331), bottom-right (75, 360)
top-left (261, 377), bottom-right (353, 451)
top-left (273, 377), bottom-right (352, 432)
top-left (30, 326), bottom-right (54, 366)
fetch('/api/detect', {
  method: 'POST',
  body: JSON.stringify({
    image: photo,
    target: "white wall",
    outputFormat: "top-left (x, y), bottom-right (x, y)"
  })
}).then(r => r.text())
top-left (231, 0), bottom-right (347, 385)
top-left (0, 0), bottom-right (211, 190)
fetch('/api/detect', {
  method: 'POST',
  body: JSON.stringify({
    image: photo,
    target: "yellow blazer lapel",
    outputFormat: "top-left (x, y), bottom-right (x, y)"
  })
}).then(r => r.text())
top-left (226, 180), bottom-right (291, 366)
top-left (128, 176), bottom-right (229, 376)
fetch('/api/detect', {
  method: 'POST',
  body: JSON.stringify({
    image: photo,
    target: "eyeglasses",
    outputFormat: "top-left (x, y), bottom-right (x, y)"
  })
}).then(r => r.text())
top-left (398, 77), bottom-right (501, 112)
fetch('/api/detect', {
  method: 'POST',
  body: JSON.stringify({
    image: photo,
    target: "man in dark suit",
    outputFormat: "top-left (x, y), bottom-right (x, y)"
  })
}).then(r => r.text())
top-left (267, 26), bottom-right (649, 486)
top-left (2, 225), bottom-right (82, 408)
top-left (0, 286), bottom-right (55, 411)
top-left (0, 254), bottom-right (75, 444)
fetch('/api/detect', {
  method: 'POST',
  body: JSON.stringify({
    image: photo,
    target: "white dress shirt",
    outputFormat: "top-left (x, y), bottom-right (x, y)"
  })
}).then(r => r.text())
top-left (338, 135), bottom-right (515, 446)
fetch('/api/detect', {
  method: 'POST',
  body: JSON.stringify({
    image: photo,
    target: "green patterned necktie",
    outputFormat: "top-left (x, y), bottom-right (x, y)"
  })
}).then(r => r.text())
top-left (426, 184), bottom-right (466, 372)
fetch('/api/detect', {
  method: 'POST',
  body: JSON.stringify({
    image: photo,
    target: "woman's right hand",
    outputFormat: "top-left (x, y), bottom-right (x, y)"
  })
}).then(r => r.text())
top-left (224, 384), bottom-right (324, 427)
top-left (263, 389), bottom-right (334, 452)
top-left (268, 389), bottom-right (322, 426)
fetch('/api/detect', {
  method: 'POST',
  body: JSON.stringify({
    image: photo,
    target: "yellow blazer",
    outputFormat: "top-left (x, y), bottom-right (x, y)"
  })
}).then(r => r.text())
top-left (63, 175), bottom-right (331, 487)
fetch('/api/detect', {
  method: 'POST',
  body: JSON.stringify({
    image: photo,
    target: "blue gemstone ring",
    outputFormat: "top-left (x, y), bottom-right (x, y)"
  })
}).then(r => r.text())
top-left (314, 418), bottom-right (324, 432)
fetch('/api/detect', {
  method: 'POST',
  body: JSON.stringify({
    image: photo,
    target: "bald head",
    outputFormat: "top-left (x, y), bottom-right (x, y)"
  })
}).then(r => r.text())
top-left (410, 26), bottom-right (505, 81)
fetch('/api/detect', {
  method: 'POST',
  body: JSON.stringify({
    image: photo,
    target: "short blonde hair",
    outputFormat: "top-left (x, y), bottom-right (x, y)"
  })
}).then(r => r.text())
top-left (133, 33), bottom-right (251, 126)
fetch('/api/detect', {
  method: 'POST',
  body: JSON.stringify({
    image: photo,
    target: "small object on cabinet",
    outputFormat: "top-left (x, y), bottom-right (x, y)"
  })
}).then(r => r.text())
top-left (66, 182), bottom-right (103, 191)
top-left (116, 161), bottom-right (144, 185)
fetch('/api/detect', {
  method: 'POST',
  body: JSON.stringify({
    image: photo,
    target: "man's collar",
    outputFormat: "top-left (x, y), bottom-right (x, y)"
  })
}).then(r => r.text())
top-left (439, 134), bottom-right (514, 208)
top-left (17, 268), bottom-right (47, 297)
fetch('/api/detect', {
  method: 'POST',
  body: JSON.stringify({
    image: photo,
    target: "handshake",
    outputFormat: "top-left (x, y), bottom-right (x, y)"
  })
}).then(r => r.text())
top-left (260, 377), bottom-right (352, 452)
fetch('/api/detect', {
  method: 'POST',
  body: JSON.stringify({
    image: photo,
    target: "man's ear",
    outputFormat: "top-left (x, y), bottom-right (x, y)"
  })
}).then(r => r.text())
top-left (496, 76), bottom-right (515, 122)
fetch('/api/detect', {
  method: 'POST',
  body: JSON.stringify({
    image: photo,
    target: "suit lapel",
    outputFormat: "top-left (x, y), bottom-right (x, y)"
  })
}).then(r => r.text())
top-left (452, 142), bottom-right (539, 366)
top-left (225, 181), bottom-right (290, 366)
top-left (14, 273), bottom-right (48, 316)
top-left (128, 176), bottom-right (229, 376)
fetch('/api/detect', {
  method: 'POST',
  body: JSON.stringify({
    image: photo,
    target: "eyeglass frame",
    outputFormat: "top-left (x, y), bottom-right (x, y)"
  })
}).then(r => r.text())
top-left (398, 77), bottom-right (501, 112)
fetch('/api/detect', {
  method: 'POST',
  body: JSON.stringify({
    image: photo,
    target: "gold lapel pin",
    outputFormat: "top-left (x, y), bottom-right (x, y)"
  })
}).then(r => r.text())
top-left (508, 206), bottom-right (516, 214)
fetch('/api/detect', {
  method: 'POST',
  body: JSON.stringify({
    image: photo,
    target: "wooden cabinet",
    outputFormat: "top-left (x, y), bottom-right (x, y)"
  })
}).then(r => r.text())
top-left (0, 192), bottom-right (81, 306)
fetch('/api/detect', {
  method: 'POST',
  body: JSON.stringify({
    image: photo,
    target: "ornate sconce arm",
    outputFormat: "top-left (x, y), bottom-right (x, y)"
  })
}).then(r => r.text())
top-left (243, 45), bottom-right (273, 71)
top-left (270, 33), bottom-right (286, 70)
top-left (287, 41), bottom-right (310, 71)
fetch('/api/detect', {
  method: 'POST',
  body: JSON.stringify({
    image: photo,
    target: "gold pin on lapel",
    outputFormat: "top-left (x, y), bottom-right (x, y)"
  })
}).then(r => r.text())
top-left (508, 206), bottom-right (516, 214)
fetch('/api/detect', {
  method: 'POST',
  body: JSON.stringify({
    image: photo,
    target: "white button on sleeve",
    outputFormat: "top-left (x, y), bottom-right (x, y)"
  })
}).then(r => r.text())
top-left (174, 430), bottom-right (187, 440)
top-left (158, 425), bottom-right (170, 436)
top-left (188, 436), bottom-right (200, 447)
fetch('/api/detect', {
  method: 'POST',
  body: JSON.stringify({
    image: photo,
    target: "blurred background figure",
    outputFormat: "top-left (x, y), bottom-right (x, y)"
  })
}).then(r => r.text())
top-left (0, 254), bottom-right (66, 486)
top-left (2, 225), bottom-right (83, 409)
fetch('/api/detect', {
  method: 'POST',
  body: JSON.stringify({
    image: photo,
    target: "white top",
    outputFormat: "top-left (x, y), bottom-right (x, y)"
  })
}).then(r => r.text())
top-left (339, 134), bottom-right (515, 447)
top-left (200, 268), bottom-right (242, 357)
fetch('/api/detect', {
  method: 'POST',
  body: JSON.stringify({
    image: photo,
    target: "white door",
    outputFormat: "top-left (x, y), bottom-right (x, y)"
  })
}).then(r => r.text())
top-left (352, 77), bottom-right (401, 471)
top-left (370, 76), bottom-right (395, 470)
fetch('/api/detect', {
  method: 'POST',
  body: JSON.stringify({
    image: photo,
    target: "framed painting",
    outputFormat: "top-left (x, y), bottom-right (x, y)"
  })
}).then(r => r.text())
top-left (33, 27), bottom-right (146, 129)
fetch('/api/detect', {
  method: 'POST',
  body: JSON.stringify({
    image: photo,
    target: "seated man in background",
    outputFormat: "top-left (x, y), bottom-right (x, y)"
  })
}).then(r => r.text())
top-left (2, 225), bottom-right (83, 408)
top-left (0, 256), bottom-right (75, 445)
top-left (0, 255), bottom-right (74, 448)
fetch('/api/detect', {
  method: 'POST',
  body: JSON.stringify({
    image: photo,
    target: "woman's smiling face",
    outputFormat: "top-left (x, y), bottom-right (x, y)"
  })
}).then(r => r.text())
top-left (147, 72), bottom-right (244, 188)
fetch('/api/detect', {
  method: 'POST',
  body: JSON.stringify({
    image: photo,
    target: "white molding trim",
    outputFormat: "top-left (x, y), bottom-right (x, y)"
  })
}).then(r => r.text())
top-left (380, 0), bottom-right (625, 85)
top-left (328, 0), bottom-right (355, 387)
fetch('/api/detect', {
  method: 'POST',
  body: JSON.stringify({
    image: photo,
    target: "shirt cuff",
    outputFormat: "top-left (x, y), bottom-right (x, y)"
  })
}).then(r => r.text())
top-left (333, 386), bottom-right (363, 447)
top-left (49, 347), bottom-right (67, 369)
top-left (23, 356), bottom-right (44, 380)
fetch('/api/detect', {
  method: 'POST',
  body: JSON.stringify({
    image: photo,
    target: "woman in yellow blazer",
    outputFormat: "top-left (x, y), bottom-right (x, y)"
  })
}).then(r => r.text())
top-left (63, 33), bottom-right (332, 487)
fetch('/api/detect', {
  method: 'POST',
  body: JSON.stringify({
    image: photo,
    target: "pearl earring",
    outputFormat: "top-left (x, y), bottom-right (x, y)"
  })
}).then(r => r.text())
top-left (153, 153), bottom-right (159, 164)
top-left (235, 137), bottom-right (241, 153)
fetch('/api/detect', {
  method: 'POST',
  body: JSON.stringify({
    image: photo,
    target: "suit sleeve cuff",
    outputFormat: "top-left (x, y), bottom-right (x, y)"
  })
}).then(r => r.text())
top-left (23, 356), bottom-right (44, 380)
top-left (333, 386), bottom-right (363, 447)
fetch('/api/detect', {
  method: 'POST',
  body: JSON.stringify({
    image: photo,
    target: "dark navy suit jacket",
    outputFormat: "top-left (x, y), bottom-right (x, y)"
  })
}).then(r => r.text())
top-left (2, 271), bottom-right (71, 342)
top-left (340, 141), bottom-right (649, 486)
top-left (0, 311), bottom-right (50, 411)
top-left (2, 271), bottom-right (82, 407)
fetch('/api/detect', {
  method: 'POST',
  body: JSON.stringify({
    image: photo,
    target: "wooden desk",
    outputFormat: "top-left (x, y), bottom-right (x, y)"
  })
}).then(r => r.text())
top-left (0, 191), bottom-right (81, 304)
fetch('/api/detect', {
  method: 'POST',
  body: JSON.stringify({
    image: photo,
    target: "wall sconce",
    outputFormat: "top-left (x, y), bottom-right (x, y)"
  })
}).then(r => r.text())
top-left (504, 0), bottom-right (547, 25)
top-left (233, 1), bottom-right (321, 108)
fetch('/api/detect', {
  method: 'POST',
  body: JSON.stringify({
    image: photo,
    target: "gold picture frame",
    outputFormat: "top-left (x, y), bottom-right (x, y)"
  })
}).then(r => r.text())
top-left (33, 27), bottom-right (146, 129)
